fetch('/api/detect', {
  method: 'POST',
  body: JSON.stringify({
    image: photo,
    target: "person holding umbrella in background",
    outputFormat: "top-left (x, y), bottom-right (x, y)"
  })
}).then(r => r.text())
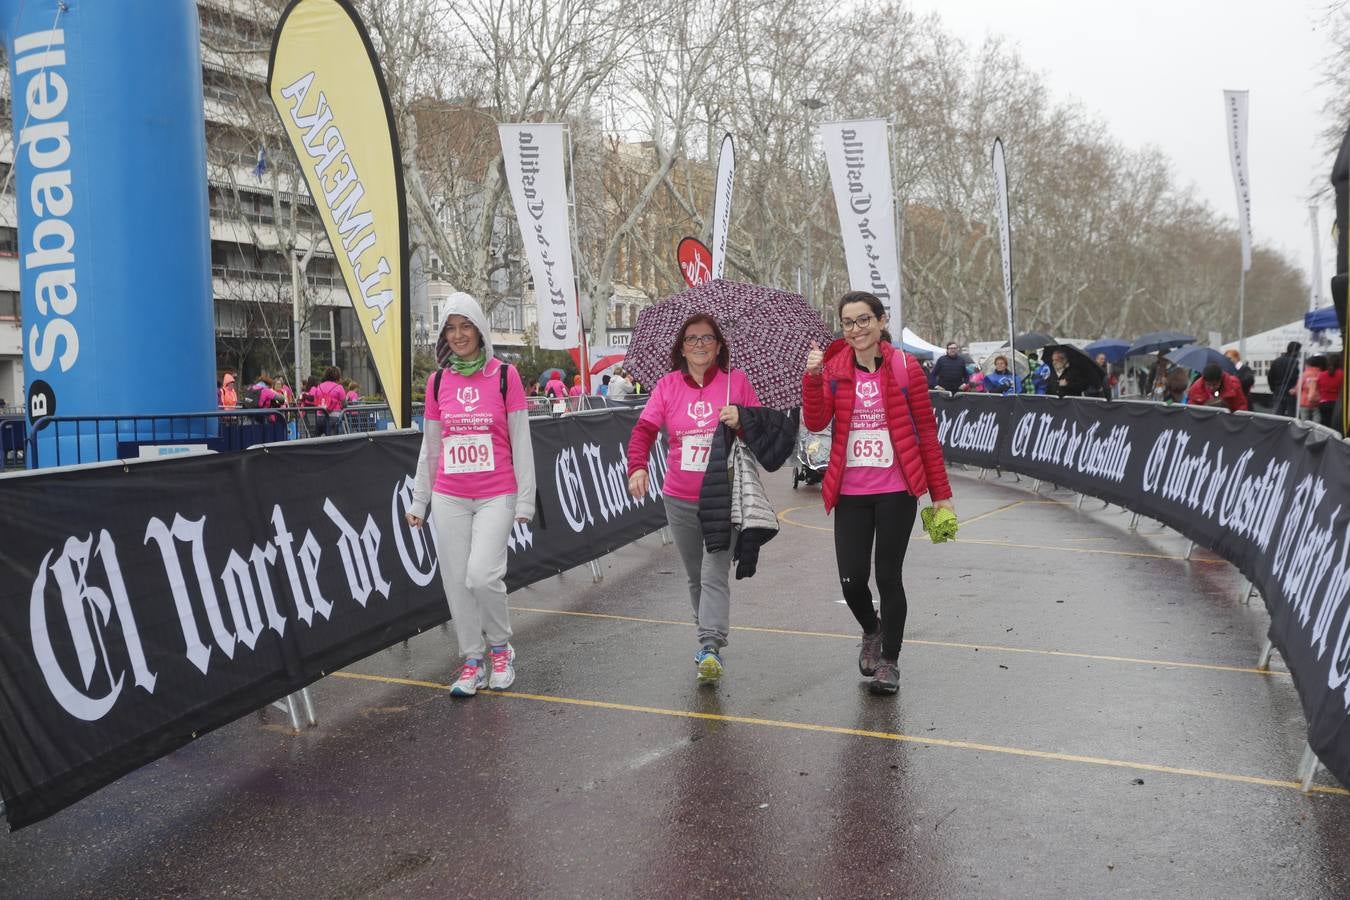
top-left (802, 291), bottom-right (954, 696)
top-left (627, 314), bottom-right (762, 684)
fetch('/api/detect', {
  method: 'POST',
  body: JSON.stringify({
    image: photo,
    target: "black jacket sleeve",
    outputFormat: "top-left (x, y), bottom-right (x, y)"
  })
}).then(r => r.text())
top-left (736, 406), bottom-right (799, 472)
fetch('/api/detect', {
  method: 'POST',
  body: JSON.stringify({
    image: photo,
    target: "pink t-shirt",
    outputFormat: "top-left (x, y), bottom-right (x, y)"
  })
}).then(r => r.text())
top-left (569, 384), bottom-right (583, 397)
top-left (313, 381), bottom-right (346, 412)
top-left (840, 367), bottom-right (908, 496)
top-left (639, 367), bottom-right (760, 502)
top-left (544, 378), bottom-right (567, 399)
top-left (424, 359), bottom-right (527, 500)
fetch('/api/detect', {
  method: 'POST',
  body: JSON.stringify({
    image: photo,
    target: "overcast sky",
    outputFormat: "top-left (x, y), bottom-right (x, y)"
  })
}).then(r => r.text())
top-left (906, 0), bottom-right (1339, 308)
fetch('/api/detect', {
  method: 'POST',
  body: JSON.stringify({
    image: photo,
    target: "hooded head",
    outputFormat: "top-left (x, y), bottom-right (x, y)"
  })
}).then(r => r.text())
top-left (222, 373), bottom-right (235, 387)
top-left (435, 292), bottom-right (494, 366)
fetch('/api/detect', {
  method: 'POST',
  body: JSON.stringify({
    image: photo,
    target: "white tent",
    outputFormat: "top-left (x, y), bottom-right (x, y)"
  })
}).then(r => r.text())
top-left (901, 327), bottom-right (944, 357)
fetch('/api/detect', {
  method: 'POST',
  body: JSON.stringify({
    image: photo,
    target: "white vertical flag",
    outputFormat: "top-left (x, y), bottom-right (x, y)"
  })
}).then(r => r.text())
top-left (991, 137), bottom-right (1016, 354)
top-left (498, 123), bottom-right (579, 349)
top-left (1224, 90), bottom-right (1253, 272)
top-left (1310, 204), bottom-right (1325, 312)
top-left (711, 133), bottom-right (735, 279)
top-left (820, 119), bottom-right (901, 320)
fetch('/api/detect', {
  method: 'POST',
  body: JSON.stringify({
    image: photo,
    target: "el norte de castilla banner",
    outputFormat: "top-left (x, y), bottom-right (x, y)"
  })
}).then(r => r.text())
top-left (268, 0), bottom-right (410, 426)
top-left (930, 391), bottom-right (1350, 791)
top-left (0, 410), bottom-right (669, 830)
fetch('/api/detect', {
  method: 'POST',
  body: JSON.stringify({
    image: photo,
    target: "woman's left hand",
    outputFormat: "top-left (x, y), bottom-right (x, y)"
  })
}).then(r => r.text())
top-left (515, 516), bottom-right (530, 525)
top-left (934, 498), bottom-right (955, 515)
top-left (719, 405), bottom-right (740, 429)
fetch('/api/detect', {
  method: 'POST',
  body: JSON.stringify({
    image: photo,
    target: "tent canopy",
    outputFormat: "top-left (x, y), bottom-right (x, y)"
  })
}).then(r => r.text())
top-left (1306, 306), bottom-right (1340, 332)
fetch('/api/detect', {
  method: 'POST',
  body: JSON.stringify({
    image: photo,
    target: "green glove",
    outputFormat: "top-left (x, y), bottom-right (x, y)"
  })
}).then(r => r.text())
top-left (920, 505), bottom-right (958, 544)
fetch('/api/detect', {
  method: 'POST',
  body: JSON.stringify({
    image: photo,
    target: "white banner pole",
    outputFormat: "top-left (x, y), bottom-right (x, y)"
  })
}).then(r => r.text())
top-left (991, 137), bottom-right (1017, 393)
top-left (1224, 90), bottom-right (1252, 357)
top-left (711, 134), bottom-right (735, 280)
top-left (819, 118), bottom-right (901, 321)
top-left (498, 122), bottom-right (579, 351)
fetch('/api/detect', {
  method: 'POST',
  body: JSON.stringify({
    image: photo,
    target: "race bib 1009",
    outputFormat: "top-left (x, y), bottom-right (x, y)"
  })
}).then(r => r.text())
top-left (443, 433), bottom-right (494, 474)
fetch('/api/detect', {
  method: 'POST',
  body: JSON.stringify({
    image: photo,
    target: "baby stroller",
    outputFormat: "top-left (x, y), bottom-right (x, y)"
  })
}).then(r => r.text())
top-left (792, 418), bottom-right (831, 489)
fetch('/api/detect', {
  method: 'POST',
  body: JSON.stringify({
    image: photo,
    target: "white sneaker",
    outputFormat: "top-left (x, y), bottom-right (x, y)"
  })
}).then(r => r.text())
top-left (488, 644), bottom-right (516, 690)
top-left (449, 658), bottom-right (488, 697)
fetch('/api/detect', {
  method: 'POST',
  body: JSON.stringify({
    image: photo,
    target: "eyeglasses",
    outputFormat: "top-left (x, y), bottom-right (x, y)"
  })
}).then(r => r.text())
top-left (683, 334), bottom-right (718, 346)
top-left (840, 314), bottom-right (876, 332)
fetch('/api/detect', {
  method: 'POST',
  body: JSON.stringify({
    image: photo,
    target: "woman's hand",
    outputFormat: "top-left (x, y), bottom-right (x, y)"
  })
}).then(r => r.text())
top-left (628, 470), bottom-right (649, 499)
top-left (719, 405), bottom-right (740, 429)
top-left (934, 498), bottom-right (955, 515)
top-left (515, 516), bottom-right (530, 525)
top-left (405, 513), bottom-right (424, 528)
top-left (805, 341), bottom-right (824, 375)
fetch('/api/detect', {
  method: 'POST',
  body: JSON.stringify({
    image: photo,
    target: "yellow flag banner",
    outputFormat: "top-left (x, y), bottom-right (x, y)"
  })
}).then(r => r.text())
top-left (268, 0), bottom-right (409, 426)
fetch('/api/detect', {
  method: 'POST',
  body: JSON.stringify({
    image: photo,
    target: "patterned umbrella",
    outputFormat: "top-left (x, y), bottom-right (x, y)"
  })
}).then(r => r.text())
top-left (624, 279), bottom-right (834, 411)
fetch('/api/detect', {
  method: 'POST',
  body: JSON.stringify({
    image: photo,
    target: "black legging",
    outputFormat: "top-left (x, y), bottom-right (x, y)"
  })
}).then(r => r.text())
top-left (833, 491), bottom-right (919, 661)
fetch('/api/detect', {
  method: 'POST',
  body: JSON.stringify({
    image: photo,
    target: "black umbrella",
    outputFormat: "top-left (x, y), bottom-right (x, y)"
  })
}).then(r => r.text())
top-left (1013, 331), bottom-right (1056, 352)
top-left (1164, 345), bottom-right (1237, 376)
top-left (1124, 330), bottom-right (1195, 358)
top-left (1042, 343), bottom-right (1106, 393)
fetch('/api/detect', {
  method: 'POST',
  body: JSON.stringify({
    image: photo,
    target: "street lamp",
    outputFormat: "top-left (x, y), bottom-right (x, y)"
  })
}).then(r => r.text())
top-left (798, 98), bottom-right (826, 308)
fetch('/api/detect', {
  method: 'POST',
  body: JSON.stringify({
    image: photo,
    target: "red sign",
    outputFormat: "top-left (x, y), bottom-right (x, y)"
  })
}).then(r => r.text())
top-left (677, 236), bottom-right (713, 288)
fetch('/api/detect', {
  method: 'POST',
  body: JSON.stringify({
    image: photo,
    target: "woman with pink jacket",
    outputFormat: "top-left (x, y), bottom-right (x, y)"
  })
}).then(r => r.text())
top-left (802, 290), bottom-right (954, 695)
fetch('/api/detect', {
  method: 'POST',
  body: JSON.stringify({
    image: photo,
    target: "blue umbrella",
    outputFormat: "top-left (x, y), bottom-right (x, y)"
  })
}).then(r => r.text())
top-left (1164, 345), bottom-right (1237, 376)
top-left (1084, 338), bottom-right (1130, 364)
top-left (1125, 330), bottom-right (1195, 358)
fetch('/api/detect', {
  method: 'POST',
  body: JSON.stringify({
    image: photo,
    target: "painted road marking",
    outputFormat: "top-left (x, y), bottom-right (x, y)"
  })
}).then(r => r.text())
top-left (329, 670), bottom-right (1345, 798)
top-left (510, 607), bottom-right (1290, 679)
top-left (776, 506), bottom-right (1225, 564)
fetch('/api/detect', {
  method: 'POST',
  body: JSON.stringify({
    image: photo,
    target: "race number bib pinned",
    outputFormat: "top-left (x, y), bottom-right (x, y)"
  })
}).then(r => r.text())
top-left (680, 434), bottom-right (713, 472)
top-left (846, 429), bottom-right (894, 468)
top-left (443, 433), bottom-right (494, 474)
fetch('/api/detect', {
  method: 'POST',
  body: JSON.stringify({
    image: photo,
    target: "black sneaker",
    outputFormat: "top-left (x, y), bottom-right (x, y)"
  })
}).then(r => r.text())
top-left (869, 661), bottom-right (899, 695)
top-left (859, 627), bottom-right (883, 676)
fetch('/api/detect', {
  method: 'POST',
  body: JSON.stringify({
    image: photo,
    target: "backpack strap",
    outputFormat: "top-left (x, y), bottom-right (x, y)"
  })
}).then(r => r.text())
top-left (889, 350), bottom-right (921, 445)
top-left (500, 363), bottom-right (509, 402)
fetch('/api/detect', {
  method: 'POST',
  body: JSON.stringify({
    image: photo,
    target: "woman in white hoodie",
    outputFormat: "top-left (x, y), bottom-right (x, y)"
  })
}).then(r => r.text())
top-left (406, 293), bottom-right (536, 696)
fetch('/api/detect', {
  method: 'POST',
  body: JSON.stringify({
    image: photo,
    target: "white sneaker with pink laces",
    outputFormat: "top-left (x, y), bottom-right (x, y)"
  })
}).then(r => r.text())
top-left (488, 643), bottom-right (516, 690)
top-left (449, 658), bottom-right (488, 697)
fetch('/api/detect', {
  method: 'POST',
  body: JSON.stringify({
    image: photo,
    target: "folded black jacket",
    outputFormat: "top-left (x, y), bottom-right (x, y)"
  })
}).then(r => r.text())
top-left (696, 406), bottom-right (799, 577)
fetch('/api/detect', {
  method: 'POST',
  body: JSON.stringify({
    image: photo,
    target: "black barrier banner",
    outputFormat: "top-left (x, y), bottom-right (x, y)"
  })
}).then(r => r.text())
top-left (932, 392), bottom-right (1350, 789)
top-left (0, 409), bottom-right (667, 829)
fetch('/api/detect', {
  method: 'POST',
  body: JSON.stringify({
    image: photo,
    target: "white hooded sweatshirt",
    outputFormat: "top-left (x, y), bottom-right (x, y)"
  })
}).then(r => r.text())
top-left (411, 292), bottom-right (536, 521)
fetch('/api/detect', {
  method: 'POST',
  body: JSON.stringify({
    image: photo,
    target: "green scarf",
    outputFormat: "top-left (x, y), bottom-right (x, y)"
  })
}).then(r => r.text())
top-left (449, 349), bottom-right (487, 377)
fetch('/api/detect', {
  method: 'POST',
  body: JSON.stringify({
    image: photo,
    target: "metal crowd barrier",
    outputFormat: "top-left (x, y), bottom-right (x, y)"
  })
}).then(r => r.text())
top-left (24, 407), bottom-right (336, 468)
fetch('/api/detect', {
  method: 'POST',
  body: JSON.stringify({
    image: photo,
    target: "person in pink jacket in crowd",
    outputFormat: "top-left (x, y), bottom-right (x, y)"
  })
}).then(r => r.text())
top-left (544, 373), bottom-right (567, 399)
top-left (802, 290), bottom-right (954, 696)
top-left (345, 380), bottom-right (361, 404)
top-left (406, 292), bottom-right (535, 697)
top-left (217, 371), bottom-right (237, 408)
top-left (626, 313), bottom-right (760, 684)
top-left (311, 366), bottom-right (347, 435)
top-left (568, 375), bottom-right (584, 397)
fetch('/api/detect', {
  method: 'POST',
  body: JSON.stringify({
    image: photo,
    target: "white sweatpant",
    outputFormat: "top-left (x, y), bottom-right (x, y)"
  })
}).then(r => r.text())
top-left (430, 492), bottom-right (516, 659)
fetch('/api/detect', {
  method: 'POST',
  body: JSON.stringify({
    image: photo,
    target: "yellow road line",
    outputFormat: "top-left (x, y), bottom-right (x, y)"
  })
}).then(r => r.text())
top-left (510, 607), bottom-right (1290, 679)
top-left (775, 506), bottom-right (1224, 564)
top-left (328, 670), bottom-right (1345, 798)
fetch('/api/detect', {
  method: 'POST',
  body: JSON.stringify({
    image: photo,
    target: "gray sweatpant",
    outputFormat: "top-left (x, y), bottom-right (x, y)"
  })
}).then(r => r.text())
top-left (431, 492), bottom-right (516, 659)
top-left (664, 496), bottom-right (733, 649)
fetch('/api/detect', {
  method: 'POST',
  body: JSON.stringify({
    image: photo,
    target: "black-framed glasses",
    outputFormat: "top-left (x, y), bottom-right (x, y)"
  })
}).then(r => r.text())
top-left (683, 334), bottom-right (718, 346)
top-left (840, 314), bottom-right (876, 332)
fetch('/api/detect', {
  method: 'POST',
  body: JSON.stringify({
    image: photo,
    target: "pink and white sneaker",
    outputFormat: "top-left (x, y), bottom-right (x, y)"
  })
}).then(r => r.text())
top-left (449, 658), bottom-right (488, 697)
top-left (488, 644), bottom-right (516, 690)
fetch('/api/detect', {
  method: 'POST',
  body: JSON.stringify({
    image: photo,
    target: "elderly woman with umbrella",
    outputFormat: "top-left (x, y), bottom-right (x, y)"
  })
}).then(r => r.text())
top-left (803, 290), bottom-right (955, 695)
top-left (625, 294), bottom-right (805, 685)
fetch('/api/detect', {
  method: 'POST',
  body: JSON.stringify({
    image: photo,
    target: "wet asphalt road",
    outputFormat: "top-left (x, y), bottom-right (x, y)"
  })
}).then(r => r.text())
top-left (2, 466), bottom-right (1349, 898)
